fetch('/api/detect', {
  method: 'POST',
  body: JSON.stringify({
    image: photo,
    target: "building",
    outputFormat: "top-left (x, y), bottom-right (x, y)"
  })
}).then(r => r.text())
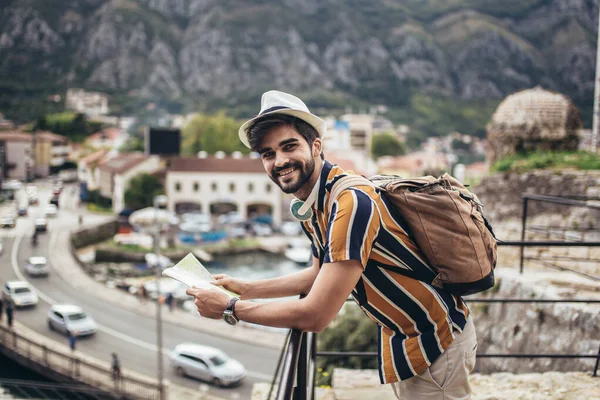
top-left (33, 131), bottom-right (71, 177)
top-left (97, 153), bottom-right (162, 213)
top-left (377, 151), bottom-right (451, 177)
top-left (86, 128), bottom-right (127, 150)
top-left (486, 86), bottom-right (581, 164)
top-left (340, 114), bottom-right (375, 154)
top-left (65, 88), bottom-right (109, 117)
top-left (166, 155), bottom-right (283, 225)
top-left (77, 149), bottom-right (111, 190)
top-left (0, 132), bottom-right (35, 181)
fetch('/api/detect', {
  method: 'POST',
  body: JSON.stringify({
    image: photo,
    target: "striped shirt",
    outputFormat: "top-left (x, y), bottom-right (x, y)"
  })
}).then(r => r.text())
top-left (301, 161), bottom-right (469, 384)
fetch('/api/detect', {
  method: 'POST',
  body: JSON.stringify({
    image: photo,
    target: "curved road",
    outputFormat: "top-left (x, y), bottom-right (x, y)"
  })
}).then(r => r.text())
top-left (0, 180), bottom-right (281, 399)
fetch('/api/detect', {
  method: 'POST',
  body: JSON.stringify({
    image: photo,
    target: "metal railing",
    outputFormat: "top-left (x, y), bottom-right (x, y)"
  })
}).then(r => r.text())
top-left (518, 194), bottom-right (600, 277)
top-left (0, 324), bottom-right (161, 399)
top-left (271, 194), bottom-right (600, 399)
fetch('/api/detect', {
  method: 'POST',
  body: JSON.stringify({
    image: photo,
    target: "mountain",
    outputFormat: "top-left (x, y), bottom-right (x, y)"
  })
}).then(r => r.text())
top-left (0, 0), bottom-right (597, 137)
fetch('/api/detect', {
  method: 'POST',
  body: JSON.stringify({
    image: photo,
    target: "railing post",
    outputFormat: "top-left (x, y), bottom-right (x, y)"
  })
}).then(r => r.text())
top-left (295, 332), bottom-right (308, 400)
top-left (43, 345), bottom-right (48, 365)
top-left (594, 342), bottom-right (600, 377)
top-left (307, 332), bottom-right (317, 400)
top-left (520, 197), bottom-right (529, 274)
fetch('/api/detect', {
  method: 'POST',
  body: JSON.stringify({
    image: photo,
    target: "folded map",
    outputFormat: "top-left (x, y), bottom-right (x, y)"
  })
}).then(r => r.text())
top-left (162, 253), bottom-right (237, 298)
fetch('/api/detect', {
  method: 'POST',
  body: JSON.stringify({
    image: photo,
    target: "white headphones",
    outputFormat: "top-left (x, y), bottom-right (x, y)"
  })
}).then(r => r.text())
top-left (290, 175), bottom-right (321, 221)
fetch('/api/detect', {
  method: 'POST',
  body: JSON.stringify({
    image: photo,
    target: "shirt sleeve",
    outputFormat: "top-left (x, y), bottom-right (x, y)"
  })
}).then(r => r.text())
top-left (323, 188), bottom-right (381, 268)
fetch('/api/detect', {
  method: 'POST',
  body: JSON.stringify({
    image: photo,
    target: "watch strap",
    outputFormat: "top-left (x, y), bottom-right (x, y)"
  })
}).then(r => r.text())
top-left (226, 297), bottom-right (240, 318)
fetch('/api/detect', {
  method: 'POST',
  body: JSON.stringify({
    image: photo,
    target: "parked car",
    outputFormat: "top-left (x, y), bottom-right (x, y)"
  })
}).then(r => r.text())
top-left (218, 212), bottom-right (244, 225)
top-left (280, 221), bottom-right (302, 236)
top-left (25, 256), bottom-right (50, 277)
top-left (28, 196), bottom-right (39, 206)
top-left (0, 214), bottom-right (15, 228)
top-left (2, 281), bottom-right (38, 308)
top-left (17, 206), bottom-right (28, 216)
top-left (47, 304), bottom-right (98, 337)
top-left (45, 204), bottom-right (58, 218)
top-left (35, 217), bottom-right (48, 232)
top-left (169, 343), bottom-right (246, 387)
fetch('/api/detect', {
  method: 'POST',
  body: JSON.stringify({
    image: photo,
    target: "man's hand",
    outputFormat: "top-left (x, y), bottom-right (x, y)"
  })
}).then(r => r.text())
top-left (186, 287), bottom-right (231, 319)
top-left (211, 274), bottom-right (250, 299)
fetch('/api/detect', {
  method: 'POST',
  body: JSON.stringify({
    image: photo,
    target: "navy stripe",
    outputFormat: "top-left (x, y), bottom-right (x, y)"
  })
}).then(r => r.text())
top-left (347, 190), bottom-right (373, 261)
top-left (377, 328), bottom-right (385, 383)
top-left (300, 223), bottom-right (320, 259)
top-left (259, 105), bottom-right (289, 115)
top-left (364, 266), bottom-right (441, 364)
top-left (434, 287), bottom-right (468, 327)
top-left (317, 161), bottom-right (332, 211)
top-left (366, 304), bottom-right (415, 381)
top-left (376, 229), bottom-right (436, 282)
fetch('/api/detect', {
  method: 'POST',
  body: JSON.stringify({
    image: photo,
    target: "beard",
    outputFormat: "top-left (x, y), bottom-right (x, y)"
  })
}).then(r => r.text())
top-left (270, 156), bottom-right (316, 194)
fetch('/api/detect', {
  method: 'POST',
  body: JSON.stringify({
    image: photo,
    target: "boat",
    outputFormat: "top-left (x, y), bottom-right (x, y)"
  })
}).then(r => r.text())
top-left (284, 238), bottom-right (312, 266)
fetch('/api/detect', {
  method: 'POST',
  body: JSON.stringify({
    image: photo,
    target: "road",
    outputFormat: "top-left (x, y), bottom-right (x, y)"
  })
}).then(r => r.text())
top-left (0, 179), bottom-right (281, 399)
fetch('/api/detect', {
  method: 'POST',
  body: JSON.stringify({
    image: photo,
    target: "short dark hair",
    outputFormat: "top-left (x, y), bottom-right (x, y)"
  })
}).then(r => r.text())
top-left (246, 114), bottom-right (325, 160)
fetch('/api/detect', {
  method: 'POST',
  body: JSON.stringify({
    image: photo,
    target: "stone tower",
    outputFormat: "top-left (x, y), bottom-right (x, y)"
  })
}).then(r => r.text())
top-left (486, 87), bottom-right (582, 164)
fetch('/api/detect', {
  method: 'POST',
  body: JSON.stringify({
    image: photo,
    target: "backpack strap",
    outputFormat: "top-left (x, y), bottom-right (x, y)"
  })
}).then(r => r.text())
top-left (327, 175), bottom-right (378, 215)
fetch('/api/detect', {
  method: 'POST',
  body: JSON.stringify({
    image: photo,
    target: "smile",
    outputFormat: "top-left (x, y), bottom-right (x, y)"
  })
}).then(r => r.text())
top-left (278, 167), bottom-right (296, 177)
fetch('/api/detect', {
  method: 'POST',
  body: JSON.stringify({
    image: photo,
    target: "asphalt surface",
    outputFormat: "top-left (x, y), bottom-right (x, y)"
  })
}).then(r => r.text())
top-left (0, 180), bottom-right (282, 400)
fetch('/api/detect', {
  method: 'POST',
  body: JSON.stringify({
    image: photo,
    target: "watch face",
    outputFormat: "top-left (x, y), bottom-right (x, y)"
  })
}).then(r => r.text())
top-left (223, 311), bottom-right (238, 326)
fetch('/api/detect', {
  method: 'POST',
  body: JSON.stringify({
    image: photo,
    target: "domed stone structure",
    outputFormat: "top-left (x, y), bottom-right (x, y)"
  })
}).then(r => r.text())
top-left (486, 86), bottom-right (582, 164)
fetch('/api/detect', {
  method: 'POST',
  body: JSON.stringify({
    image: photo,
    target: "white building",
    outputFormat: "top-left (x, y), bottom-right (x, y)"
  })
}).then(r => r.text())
top-left (0, 132), bottom-right (34, 181)
top-left (77, 149), bottom-right (110, 190)
top-left (166, 155), bottom-right (283, 225)
top-left (97, 153), bottom-right (162, 213)
top-left (65, 88), bottom-right (109, 116)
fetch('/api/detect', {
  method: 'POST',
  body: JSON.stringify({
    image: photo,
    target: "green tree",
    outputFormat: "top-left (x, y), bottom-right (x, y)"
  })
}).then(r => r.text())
top-left (371, 132), bottom-right (407, 159)
top-left (124, 174), bottom-right (164, 210)
top-left (316, 305), bottom-right (378, 386)
top-left (181, 112), bottom-right (250, 155)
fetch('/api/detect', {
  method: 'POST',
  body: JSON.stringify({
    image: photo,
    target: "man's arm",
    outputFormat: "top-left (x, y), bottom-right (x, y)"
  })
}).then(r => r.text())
top-left (187, 259), bottom-right (364, 332)
top-left (214, 256), bottom-right (320, 300)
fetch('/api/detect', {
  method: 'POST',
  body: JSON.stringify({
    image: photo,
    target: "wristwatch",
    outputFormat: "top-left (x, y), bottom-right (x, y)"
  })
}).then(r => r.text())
top-left (223, 297), bottom-right (240, 326)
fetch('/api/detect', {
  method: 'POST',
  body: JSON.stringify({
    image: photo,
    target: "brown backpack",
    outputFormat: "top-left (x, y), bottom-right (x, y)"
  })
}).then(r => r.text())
top-left (328, 173), bottom-right (497, 296)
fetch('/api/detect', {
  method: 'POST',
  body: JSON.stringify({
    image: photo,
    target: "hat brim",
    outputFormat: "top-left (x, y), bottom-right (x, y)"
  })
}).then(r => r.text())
top-left (238, 109), bottom-right (326, 148)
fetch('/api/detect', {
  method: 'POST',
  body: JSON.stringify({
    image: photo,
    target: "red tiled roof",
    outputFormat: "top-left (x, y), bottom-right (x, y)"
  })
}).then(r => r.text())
top-left (168, 157), bottom-right (265, 173)
top-left (79, 149), bottom-right (109, 165)
top-left (98, 153), bottom-right (149, 174)
top-left (0, 131), bottom-right (32, 142)
top-left (34, 131), bottom-right (69, 143)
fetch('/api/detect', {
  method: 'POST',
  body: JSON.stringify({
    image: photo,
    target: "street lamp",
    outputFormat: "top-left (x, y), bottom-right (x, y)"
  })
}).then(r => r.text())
top-left (129, 195), bottom-right (173, 400)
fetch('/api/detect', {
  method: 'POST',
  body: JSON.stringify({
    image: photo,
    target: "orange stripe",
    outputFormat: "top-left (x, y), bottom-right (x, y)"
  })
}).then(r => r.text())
top-left (363, 279), bottom-right (427, 372)
top-left (380, 327), bottom-right (396, 380)
top-left (389, 273), bottom-right (453, 343)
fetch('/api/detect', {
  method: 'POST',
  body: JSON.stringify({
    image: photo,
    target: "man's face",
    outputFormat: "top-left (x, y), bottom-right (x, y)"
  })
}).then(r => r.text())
top-left (257, 124), bottom-right (318, 194)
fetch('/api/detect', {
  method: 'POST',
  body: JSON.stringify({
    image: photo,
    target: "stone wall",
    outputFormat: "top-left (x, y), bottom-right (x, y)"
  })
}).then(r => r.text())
top-left (474, 170), bottom-right (600, 227)
top-left (70, 219), bottom-right (119, 249)
top-left (470, 269), bottom-right (600, 375)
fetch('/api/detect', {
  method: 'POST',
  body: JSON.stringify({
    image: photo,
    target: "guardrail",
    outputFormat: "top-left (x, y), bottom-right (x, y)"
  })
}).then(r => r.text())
top-left (0, 324), bottom-right (161, 399)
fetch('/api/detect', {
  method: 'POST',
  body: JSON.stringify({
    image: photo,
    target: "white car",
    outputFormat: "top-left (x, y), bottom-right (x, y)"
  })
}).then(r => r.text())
top-left (2, 281), bottom-right (38, 308)
top-left (169, 343), bottom-right (246, 387)
top-left (45, 204), bottom-right (58, 218)
top-left (47, 305), bottom-right (98, 337)
top-left (25, 256), bottom-right (50, 277)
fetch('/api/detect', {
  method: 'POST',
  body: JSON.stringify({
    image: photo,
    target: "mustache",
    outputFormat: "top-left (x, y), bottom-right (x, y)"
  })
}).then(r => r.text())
top-left (272, 162), bottom-right (302, 175)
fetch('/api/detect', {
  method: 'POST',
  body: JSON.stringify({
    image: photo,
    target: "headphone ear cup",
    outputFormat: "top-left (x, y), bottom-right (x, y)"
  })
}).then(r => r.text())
top-left (290, 199), bottom-right (313, 221)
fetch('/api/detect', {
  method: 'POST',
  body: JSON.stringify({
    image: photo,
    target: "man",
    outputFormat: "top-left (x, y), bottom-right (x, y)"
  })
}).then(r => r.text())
top-left (111, 352), bottom-right (121, 382)
top-left (186, 90), bottom-right (477, 399)
top-left (5, 298), bottom-right (13, 328)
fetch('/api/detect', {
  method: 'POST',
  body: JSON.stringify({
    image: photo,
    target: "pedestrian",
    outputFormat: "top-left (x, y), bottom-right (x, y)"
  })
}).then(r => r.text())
top-left (69, 330), bottom-right (77, 351)
top-left (111, 352), bottom-right (121, 382)
top-left (78, 215), bottom-right (83, 226)
top-left (185, 91), bottom-right (477, 400)
top-left (138, 284), bottom-right (148, 303)
top-left (5, 299), bottom-right (13, 328)
top-left (165, 292), bottom-right (174, 312)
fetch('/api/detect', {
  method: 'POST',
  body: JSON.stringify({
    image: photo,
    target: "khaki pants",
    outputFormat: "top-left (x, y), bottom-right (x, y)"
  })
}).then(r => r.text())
top-left (392, 317), bottom-right (477, 400)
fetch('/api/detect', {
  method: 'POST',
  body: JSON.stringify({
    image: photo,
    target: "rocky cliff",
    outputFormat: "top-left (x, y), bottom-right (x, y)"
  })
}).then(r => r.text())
top-left (0, 0), bottom-right (597, 121)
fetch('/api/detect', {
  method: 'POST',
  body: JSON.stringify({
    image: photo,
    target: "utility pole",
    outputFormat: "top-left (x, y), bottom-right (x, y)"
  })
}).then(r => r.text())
top-left (592, 3), bottom-right (600, 153)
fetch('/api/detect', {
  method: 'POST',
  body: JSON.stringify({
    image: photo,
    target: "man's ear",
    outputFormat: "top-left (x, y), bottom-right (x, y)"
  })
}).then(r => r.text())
top-left (312, 138), bottom-right (322, 158)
